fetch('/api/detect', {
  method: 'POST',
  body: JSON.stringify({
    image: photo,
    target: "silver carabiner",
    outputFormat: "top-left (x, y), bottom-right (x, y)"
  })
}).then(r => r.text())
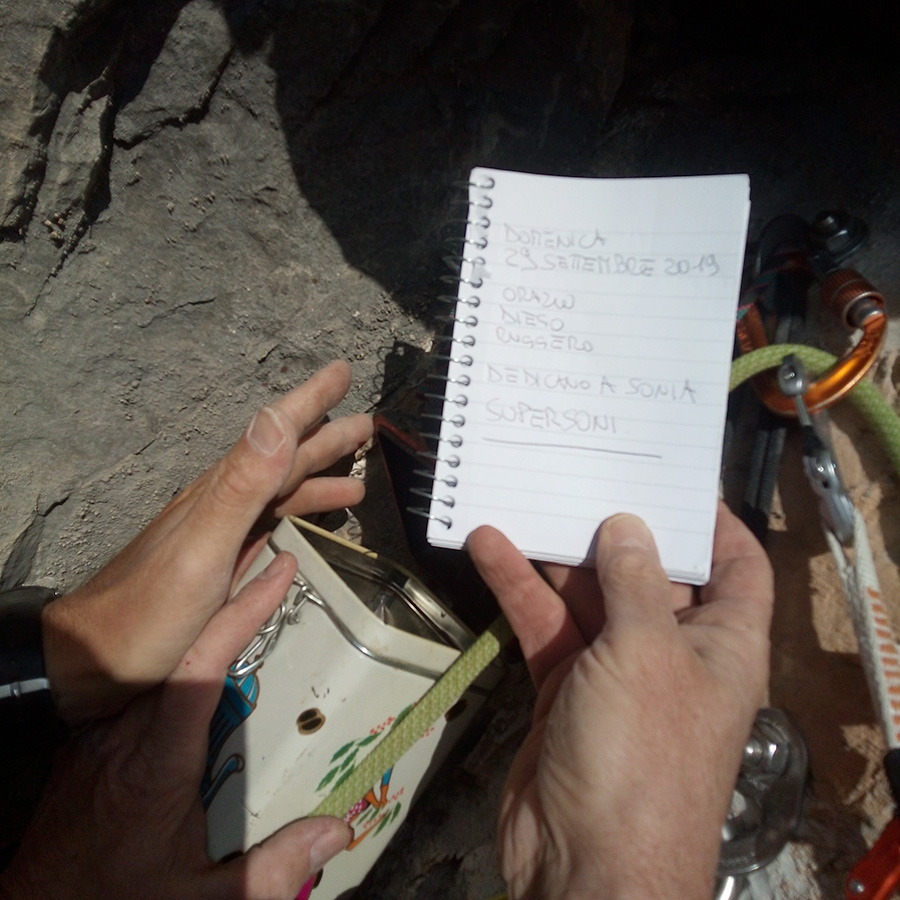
top-left (777, 354), bottom-right (855, 545)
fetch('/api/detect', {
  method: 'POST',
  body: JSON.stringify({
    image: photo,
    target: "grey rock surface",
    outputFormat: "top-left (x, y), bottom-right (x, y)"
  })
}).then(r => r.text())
top-left (2, 0), bottom-right (900, 896)
top-left (1, 0), bottom-right (628, 593)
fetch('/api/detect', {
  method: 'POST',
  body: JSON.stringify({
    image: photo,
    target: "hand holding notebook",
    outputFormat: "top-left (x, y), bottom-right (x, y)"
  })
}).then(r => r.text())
top-left (422, 167), bottom-right (751, 584)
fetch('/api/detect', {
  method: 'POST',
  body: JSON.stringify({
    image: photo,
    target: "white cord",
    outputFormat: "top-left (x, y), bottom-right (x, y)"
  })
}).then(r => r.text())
top-left (825, 508), bottom-right (900, 750)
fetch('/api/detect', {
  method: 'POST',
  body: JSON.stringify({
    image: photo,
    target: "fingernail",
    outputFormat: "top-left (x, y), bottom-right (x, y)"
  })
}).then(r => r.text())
top-left (296, 877), bottom-right (315, 900)
top-left (602, 513), bottom-right (655, 550)
top-left (247, 406), bottom-right (287, 456)
top-left (258, 552), bottom-right (290, 580)
top-left (308, 822), bottom-right (351, 873)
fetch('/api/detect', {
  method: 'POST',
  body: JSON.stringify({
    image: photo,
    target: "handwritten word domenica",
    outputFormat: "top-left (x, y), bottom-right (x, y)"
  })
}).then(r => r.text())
top-left (486, 399), bottom-right (616, 434)
top-left (503, 224), bottom-right (606, 250)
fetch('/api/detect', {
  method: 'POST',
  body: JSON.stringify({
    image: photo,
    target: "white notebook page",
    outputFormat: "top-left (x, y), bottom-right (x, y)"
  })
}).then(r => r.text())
top-left (426, 167), bottom-right (751, 584)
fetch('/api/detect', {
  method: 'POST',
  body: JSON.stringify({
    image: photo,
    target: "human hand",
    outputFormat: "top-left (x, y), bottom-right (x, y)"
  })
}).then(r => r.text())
top-left (466, 503), bottom-right (773, 900)
top-left (42, 360), bottom-right (373, 724)
top-left (0, 552), bottom-right (352, 900)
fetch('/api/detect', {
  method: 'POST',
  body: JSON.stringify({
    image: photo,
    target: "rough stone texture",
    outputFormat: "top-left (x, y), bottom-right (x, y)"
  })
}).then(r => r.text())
top-left (113, 0), bottom-right (233, 147)
top-left (0, 0), bottom-right (119, 231)
top-left (0, 0), bottom-right (629, 592)
top-left (2, 0), bottom-right (900, 896)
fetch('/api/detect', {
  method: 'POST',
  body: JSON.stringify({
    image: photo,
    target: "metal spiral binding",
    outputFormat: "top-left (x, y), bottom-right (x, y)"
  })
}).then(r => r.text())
top-left (434, 294), bottom-right (478, 311)
top-left (413, 467), bottom-right (459, 488)
top-left (422, 412), bottom-right (466, 428)
top-left (431, 352), bottom-right (474, 367)
top-left (410, 486), bottom-right (454, 507)
top-left (443, 253), bottom-right (485, 272)
top-left (433, 313), bottom-right (479, 328)
top-left (420, 390), bottom-right (468, 407)
top-left (432, 332), bottom-right (476, 347)
top-left (442, 271), bottom-right (483, 289)
top-left (443, 224), bottom-right (489, 251)
top-left (420, 430), bottom-right (463, 448)
top-left (425, 369), bottom-right (472, 386)
top-left (409, 172), bottom-right (494, 529)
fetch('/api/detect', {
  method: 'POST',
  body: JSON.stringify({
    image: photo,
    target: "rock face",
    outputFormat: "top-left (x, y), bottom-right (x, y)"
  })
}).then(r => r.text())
top-left (0, 0), bottom-right (631, 589)
top-left (2, 0), bottom-right (900, 896)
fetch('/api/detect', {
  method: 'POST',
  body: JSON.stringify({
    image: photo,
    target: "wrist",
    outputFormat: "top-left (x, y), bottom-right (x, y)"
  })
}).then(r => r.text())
top-left (40, 592), bottom-right (114, 725)
top-left (0, 586), bottom-right (68, 753)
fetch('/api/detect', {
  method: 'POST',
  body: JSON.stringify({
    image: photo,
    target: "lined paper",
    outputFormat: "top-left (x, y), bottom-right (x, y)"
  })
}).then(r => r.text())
top-left (426, 167), bottom-right (751, 584)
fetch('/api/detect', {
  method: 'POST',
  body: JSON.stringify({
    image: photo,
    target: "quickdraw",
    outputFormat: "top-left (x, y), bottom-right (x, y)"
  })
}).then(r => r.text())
top-left (733, 209), bottom-right (900, 900)
top-left (735, 211), bottom-right (887, 416)
top-left (734, 345), bottom-right (900, 900)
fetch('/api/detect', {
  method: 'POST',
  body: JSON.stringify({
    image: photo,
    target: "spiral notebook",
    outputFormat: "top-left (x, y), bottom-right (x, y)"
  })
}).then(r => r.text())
top-left (416, 167), bottom-right (751, 585)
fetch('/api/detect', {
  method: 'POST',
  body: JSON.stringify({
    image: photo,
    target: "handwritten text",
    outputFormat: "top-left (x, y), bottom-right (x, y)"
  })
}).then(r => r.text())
top-left (486, 399), bottom-right (617, 435)
top-left (503, 249), bottom-right (721, 277)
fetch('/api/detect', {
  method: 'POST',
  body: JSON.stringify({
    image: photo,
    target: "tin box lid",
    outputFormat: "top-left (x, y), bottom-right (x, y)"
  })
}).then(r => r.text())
top-left (270, 518), bottom-right (461, 679)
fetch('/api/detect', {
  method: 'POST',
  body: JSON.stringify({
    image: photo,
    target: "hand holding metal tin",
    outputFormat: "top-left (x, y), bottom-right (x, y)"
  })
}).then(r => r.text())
top-left (39, 359), bottom-right (372, 724)
top-left (2, 362), bottom-right (372, 900)
top-left (0, 552), bottom-right (353, 900)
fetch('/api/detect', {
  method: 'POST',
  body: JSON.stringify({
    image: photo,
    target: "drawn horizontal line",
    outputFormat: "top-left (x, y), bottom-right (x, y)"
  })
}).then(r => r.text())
top-left (482, 437), bottom-right (663, 459)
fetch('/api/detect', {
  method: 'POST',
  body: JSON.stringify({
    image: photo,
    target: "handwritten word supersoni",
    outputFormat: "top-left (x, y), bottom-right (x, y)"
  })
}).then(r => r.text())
top-left (504, 248), bottom-right (721, 277)
top-left (486, 399), bottom-right (617, 435)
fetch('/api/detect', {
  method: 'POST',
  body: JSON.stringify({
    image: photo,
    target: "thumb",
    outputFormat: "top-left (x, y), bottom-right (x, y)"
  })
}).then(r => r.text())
top-left (595, 513), bottom-right (674, 634)
top-left (214, 816), bottom-right (352, 900)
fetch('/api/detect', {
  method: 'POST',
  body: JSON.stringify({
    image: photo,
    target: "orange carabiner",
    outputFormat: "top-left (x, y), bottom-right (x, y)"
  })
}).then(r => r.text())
top-left (736, 266), bottom-right (887, 415)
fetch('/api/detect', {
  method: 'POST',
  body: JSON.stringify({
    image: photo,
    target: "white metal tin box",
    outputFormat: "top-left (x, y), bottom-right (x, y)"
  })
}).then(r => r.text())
top-left (204, 517), bottom-right (496, 899)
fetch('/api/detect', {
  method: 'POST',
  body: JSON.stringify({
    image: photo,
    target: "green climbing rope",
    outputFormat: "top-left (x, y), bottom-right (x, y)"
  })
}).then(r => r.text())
top-left (312, 343), bottom-right (900, 821)
top-left (731, 345), bottom-right (900, 482)
top-left (309, 613), bottom-right (514, 819)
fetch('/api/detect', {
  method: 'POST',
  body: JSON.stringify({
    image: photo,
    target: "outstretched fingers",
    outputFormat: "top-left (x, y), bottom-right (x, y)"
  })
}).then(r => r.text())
top-left (274, 476), bottom-right (366, 518)
top-left (268, 360), bottom-right (356, 440)
top-left (273, 412), bottom-right (373, 516)
top-left (193, 361), bottom-right (366, 553)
